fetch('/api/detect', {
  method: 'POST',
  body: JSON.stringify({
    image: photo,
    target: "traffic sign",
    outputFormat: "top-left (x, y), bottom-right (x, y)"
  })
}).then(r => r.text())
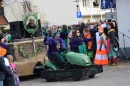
top-left (101, 0), bottom-right (116, 9)
top-left (105, 12), bottom-right (117, 20)
top-left (76, 11), bottom-right (82, 18)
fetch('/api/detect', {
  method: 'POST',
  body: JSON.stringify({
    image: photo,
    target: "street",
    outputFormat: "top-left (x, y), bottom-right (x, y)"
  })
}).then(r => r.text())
top-left (20, 60), bottom-right (130, 86)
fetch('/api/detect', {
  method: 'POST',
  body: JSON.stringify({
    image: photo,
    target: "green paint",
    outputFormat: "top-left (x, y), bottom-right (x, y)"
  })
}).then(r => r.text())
top-left (50, 72), bottom-right (72, 77)
top-left (44, 62), bottom-right (59, 70)
top-left (66, 52), bottom-right (92, 66)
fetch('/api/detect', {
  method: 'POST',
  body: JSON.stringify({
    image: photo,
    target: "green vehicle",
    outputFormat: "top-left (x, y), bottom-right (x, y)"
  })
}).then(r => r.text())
top-left (41, 52), bottom-right (103, 82)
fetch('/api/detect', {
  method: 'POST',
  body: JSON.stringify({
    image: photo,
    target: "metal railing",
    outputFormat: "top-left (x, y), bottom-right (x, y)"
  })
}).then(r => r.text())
top-left (118, 31), bottom-right (130, 59)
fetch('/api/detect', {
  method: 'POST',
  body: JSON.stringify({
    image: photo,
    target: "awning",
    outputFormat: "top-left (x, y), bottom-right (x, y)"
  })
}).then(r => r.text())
top-left (0, 16), bottom-right (8, 25)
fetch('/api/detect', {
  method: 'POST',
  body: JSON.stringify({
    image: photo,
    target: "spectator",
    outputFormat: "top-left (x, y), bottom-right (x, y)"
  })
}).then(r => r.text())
top-left (7, 55), bottom-right (20, 86)
top-left (6, 31), bottom-right (12, 43)
top-left (107, 23), bottom-right (119, 66)
top-left (83, 28), bottom-right (92, 50)
top-left (68, 27), bottom-right (75, 39)
top-left (42, 27), bottom-right (46, 36)
top-left (69, 29), bottom-right (93, 54)
top-left (60, 25), bottom-right (70, 49)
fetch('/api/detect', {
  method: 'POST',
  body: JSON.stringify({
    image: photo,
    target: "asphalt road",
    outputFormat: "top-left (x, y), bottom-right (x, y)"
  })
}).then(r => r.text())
top-left (20, 60), bottom-right (130, 86)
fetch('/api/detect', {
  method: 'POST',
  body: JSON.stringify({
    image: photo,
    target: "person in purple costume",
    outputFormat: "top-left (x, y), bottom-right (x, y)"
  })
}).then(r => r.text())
top-left (44, 32), bottom-right (68, 68)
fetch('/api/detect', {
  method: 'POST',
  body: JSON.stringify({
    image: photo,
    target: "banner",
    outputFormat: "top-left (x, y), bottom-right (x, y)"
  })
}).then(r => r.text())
top-left (22, 14), bottom-right (39, 34)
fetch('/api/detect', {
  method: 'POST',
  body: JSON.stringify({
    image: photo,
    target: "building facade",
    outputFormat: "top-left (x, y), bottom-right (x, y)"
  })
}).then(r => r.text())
top-left (79, 0), bottom-right (110, 23)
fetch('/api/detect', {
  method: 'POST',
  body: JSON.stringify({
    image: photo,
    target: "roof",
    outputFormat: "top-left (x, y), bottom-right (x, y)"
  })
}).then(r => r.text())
top-left (0, 16), bottom-right (8, 25)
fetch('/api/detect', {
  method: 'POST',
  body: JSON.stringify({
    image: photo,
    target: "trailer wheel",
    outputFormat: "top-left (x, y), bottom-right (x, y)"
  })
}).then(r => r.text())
top-left (73, 78), bottom-right (80, 81)
top-left (88, 74), bottom-right (95, 78)
top-left (45, 68), bottom-right (54, 82)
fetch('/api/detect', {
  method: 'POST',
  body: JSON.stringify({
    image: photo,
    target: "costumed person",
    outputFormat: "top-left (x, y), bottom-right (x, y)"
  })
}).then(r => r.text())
top-left (7, 55), bottom-right (20, 86)
top-left (42, 27), bottom-right (46, 37)
top-left (68, 27), bottom-right (75, 39)
top-left (79, 22), bottom-right (86, 36)
top-left (43, 29), bottom-right (52, 39)
top-left (69, 29), bottom-right (93, 54)
top-left (44, 32), bottom-right (68, 69)
top-left (107, 23), bottom-right (118, 66)
top-left (94, 27), bottom-right (108, 65)
top-left (83, 28), bottom-right (92, 51)
top-left (6, 31), bottom-right (12, 43)
top-left (60, 25), bottom-right (70, 49)
top-left (26, 16), bottom-right (37, 29)
top-left (52, 25), bottom-right (58, 34)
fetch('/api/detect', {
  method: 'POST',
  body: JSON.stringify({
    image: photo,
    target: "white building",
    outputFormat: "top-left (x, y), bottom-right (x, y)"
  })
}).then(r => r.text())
top-left (78, 0), bottom-right (110, 23)
top-left (116, 0), bottom-right (130, 58)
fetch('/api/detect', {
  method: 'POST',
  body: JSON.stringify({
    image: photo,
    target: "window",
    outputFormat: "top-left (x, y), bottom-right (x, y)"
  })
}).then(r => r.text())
top-left (82, 0), bottom-right (91, 8)
top-left (93, 0), bottom-right (99, 8)
top-left (82, 0), bottom-right (86, 7)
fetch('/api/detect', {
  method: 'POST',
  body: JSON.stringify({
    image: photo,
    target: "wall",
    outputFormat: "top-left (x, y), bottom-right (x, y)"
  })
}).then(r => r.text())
top-left (116, 0), bottom-right (130, 57)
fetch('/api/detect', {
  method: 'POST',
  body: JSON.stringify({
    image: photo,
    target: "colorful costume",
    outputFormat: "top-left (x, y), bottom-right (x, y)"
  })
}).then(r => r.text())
top-left (94, 27), bottom-right (108, 65)
top-left (84, 32), bottom-right (92, 50)
top-left (44, 37), bottom-right (66, 65)
top-left (107, 29), bottom-right (118, 65)
top-left (60, 29), bottom-right (70, 49)
top-left (69, 36), bottom-right (93, 54)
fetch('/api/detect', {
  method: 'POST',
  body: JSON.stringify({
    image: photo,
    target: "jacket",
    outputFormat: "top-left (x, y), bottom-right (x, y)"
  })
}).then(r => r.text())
top-left (107, 29), bottom-right (117, 45)
top-left (69, 36), bottom-right (93, 52)
top-left (84, 32), bottom-right (92, 49)
top-left (0, 57), bottom-right (13, 81)
top-left (44, 37), bottom-right (66, 56)
top-left (60, 29), bottom-right (70, 39)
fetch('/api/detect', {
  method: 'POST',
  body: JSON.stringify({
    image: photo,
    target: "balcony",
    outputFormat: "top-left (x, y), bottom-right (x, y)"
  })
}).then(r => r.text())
top-left (80, 8), bottom-right (110, 16)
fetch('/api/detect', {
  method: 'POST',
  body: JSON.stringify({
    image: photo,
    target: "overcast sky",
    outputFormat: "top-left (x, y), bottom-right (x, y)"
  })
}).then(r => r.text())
top-left (33, 0), bottom-right (79, 25)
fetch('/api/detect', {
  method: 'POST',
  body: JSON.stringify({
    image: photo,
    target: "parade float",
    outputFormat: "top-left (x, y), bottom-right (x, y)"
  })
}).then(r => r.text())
top-left (8, 14), bottom-right (48, 76)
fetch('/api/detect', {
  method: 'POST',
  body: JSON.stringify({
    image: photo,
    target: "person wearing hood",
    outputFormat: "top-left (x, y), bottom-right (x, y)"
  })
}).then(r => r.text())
top-left (60, 25), bottom-right (70, 49)
top-left (44, 32), bottom-right (67, 69)
top-left (69, 29), bottom-right (93, 54)
top-left (107, 23), bottom-right (118, 66)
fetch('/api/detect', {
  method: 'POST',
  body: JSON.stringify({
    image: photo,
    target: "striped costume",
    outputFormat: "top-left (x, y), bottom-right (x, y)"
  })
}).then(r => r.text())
top-left (94, 32), bottom-right (108, 65)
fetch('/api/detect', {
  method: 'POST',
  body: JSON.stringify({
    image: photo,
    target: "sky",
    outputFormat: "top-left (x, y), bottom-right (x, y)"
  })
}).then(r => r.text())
top-left (33, 0), bottom-right (79, 25)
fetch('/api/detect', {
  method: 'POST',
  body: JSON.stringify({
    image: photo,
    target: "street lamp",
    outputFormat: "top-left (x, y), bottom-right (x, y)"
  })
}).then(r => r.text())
top-left (74, 0), bottom-right (79, 11)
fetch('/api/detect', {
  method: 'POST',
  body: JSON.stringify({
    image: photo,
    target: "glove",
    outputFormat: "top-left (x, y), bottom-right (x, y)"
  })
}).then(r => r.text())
top-left (113, 44), bottom-right (117, 48)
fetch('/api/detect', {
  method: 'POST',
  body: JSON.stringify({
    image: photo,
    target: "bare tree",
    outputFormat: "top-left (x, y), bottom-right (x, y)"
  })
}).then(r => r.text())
top-left (4, 0), bottom-right (46, 23)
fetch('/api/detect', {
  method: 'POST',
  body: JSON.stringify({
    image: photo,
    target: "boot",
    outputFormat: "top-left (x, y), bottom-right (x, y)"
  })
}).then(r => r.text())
top-left (108, 58), bottom-right (113, 66)
top-left (112, 57), bottom-right (118, 66)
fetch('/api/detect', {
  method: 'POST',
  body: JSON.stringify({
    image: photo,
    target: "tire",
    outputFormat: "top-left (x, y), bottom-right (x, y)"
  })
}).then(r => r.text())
top-left (45, 68), bottom-right (55, 82)
top-left (88, 74), bottom-right (95, 78)
top-left (73, 78), bottom-right (80, 81)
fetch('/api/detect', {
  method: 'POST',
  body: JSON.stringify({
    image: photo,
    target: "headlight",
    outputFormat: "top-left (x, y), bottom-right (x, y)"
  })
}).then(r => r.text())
top-left (83, 59), bottom-right (89, 63)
